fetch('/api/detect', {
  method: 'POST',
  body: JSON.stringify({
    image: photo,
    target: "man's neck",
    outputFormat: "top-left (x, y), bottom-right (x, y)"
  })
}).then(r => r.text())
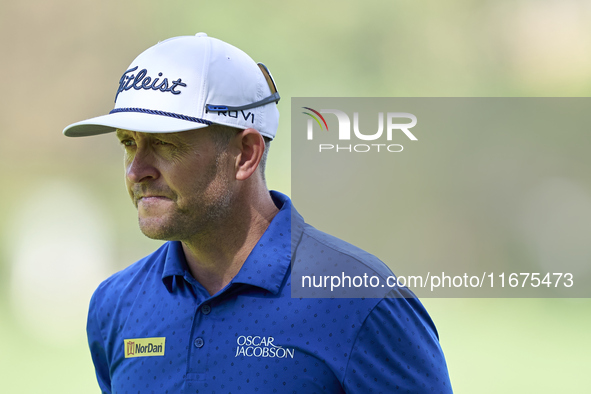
top-left (181, 191), bottom-right (279, 296)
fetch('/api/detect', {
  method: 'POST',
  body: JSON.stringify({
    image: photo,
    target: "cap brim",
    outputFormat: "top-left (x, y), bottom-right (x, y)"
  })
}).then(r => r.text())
top-left (63, 112), bottom-right (209, 137)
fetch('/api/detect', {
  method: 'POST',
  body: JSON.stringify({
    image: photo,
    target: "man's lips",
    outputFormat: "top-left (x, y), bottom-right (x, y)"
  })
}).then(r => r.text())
top-left (138, 195), bottom-right (171, 202)
top-left (136, 195), bottom-right (173, 206)
top-left (132, 187), bottom-right (174, 206)
top-left (138, 195), bottom-right (170, 200)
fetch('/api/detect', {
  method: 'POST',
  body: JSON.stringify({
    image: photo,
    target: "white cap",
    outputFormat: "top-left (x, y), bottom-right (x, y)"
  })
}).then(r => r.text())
top-left (63, 33), bottom-right (280, 139)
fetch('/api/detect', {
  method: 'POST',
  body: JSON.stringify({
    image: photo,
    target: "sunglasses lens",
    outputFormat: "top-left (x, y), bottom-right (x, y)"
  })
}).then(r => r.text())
top-left (258, 63), bottom-right (278, 95)
top-left (205, 63), bottom-right (280, 112)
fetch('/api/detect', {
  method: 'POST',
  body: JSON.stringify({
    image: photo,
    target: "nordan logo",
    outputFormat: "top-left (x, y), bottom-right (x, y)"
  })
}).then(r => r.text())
top-left (302, 107), bottom-right (418, 153)
top-left (124, 337), bottom-right (166, 358)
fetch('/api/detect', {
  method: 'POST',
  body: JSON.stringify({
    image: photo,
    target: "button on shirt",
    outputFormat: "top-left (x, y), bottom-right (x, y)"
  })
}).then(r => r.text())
top-left (87, 191), bottom-right (452, 393)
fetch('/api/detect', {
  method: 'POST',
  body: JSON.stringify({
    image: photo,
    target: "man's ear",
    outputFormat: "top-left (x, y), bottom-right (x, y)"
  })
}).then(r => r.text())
top-left (233, 128), bottom-right (265, 181)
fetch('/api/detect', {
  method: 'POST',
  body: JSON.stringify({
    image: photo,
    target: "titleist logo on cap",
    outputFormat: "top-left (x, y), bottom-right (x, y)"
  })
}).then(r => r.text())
top-left (115, 66), bottom-right (187, 102)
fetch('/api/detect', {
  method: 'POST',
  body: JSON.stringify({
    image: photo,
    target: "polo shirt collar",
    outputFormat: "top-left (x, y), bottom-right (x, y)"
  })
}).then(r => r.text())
top-left (230, 191), bottom-right (299, 294)
top-left (162, 240), bottom-right (189, 280)
top-left (161, 191), bottom-right (305, 295)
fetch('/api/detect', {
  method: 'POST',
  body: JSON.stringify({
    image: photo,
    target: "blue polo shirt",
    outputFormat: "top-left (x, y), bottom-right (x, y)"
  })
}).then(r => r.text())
top-left (87, 191), bottom-right (452, 393)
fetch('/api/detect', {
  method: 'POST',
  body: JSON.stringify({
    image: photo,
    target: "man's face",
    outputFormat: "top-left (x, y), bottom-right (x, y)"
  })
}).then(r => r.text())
top-left (116, 128), bottom-right (236, 241)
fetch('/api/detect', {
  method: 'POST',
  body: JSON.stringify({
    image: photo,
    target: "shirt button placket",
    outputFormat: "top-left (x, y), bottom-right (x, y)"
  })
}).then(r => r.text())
top-left (186, 302), bottom-right (211, 380)
top-left (192, 306), bottom-right (210, 349)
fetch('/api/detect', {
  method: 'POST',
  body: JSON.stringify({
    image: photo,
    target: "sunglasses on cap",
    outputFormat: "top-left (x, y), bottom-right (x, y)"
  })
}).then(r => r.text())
top-left (205, 63), bottom-right (280, 113)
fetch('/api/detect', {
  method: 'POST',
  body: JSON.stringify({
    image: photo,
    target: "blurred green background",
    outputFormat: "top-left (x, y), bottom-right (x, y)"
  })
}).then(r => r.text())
top-left (0, 0), bottom-right (589, 392)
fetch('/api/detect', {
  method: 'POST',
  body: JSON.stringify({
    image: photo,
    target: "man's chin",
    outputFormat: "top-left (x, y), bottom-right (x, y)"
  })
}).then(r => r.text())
top-left (137, 216), bottom-right (181, 241)
top-left (139, 228), bottom-right (177, 241)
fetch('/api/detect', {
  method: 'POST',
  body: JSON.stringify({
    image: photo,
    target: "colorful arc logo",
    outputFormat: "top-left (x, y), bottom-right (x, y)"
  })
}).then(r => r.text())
top-left (302, 107), bottom-right (329, 131)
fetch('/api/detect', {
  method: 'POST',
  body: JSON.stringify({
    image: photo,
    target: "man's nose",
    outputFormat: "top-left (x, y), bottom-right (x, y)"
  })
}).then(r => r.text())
top-left (126, 148), bottom-right (159, 183)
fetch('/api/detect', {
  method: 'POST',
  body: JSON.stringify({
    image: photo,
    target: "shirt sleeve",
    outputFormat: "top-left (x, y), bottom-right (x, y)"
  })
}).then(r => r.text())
top-left (343, 297), bottom-right (453, 393)
top-left (87, 290), bottom-right (112, 394)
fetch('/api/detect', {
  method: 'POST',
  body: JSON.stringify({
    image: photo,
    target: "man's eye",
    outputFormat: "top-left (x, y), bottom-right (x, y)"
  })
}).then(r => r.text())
top-left (155, 140), bottom-right (171, 146)
top-left (121, 140), bottom-right (136, 147)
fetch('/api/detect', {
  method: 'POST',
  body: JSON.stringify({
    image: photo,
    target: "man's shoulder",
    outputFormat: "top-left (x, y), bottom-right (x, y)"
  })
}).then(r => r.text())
top-left (291, 221), bottom-right (408, 299)
top-left (90, 242), bottom-right (170, 306)
top-left (86, 243), bottom-right (172, 358)
top-left (297, 222), bottom-right (394, 279)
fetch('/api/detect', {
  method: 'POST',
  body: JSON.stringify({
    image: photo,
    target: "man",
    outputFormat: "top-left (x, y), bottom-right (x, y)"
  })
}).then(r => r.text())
top-left (64, 33), bottom-right (452, 393)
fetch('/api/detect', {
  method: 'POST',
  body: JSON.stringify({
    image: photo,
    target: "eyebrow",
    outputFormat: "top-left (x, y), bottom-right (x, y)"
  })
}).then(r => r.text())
top-left (115, 129), bottom-right (132, 139)
top-left (115, 130), bottom-right (186, 144)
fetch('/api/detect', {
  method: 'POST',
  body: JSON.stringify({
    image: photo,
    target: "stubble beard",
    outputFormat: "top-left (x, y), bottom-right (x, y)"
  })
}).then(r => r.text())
top-left (138, 190), bottom-right (233, 243)
top-left (136, 151), bottom-right (235, 243)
